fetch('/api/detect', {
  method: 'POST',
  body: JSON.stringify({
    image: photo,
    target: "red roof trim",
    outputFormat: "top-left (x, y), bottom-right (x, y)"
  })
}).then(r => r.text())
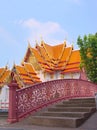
top-left (67, 62), bottom-right (80, 66)
top-left (63, 67), bottom-right (80, 71)
top-left (61, 69), bottom-right (80, 74)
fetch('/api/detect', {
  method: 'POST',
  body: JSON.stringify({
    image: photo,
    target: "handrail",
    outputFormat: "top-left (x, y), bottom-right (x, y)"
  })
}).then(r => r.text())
top-left (8, 79), bottom-right (97, 123)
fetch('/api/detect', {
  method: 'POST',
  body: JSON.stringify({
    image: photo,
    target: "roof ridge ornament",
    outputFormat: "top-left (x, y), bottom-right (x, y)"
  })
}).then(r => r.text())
top-left (35, 40), bottom-right (39, 48)
top-left (12, 62), bottom-right (16, 72)
top-left (71, 39), bottom-right (74, 50)
top-left (28, 41), bottom-right (31, 48)
top-left (63, 40), bottom-right (66, 47)
top-left (5, 61), bottom-right (9, 69)
top-left (40, 35), bottom-right (44, 46)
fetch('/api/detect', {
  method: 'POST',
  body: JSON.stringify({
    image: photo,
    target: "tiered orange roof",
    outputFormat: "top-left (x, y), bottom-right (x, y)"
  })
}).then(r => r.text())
top-left (12, 63), bottom-right (41, 88)
top-left (52, 46), bottom-right (73, 70)
top-left (42, 42), bottom-right (66, 61)
top-left (0, 41), bottom-right (81, 89)
top-left (61, 50), bottom-right (80, 74)
top-left (23, 40), bottom-right (81, 74)
top-left (0, 67), bottom-right (11, 87)
top-left (23, 63), bottom-right (41, 83)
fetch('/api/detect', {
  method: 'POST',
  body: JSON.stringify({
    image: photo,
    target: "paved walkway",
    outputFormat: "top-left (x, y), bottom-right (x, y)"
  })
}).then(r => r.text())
top-left (0, 111), bottom-right (97, 130)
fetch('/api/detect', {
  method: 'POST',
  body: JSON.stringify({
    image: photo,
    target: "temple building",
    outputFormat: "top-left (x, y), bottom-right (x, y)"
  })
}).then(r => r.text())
top-left (0, 40), bottom-right (81, 109)
top-left (22, 40), bottom-right (81, 81)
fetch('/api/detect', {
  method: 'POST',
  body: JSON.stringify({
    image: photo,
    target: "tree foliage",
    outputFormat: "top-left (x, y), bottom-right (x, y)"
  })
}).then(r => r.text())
top-left (77, 33), bottom-right (97, 83)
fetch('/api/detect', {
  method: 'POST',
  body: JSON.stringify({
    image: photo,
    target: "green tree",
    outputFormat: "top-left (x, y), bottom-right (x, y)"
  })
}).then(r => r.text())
top-left (77, 33), bottom-right (97, 83)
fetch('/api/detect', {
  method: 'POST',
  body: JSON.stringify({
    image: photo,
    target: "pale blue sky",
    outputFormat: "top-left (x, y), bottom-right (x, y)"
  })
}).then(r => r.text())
top-left (0, 0), bottom-right (97, 67)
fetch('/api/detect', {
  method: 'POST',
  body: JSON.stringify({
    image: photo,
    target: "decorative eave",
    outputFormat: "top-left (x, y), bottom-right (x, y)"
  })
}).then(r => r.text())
top-left (38, 41), bottom-right (67, 71)
top-left (42, 42), bottom-right (66, 63)
top-left (57, 46), bottom-right (73, 70)
top-left (52, 41), bottom-right (66, 61)
top-left (30, 47), bottom-right (48, 71)
top-left (61, 49), bottom-right (81, 74)
top-left (33, 44), bottom-right (53, 72)
top-left (11, 64), bottom-right (24, 88)
top-left (23, 62), bottom-right (41, 83)
top-left (22, 40), bottom-right (81, 75)
top-left (44, 69), bottom-right (54, 74)
top-left (41, 42), bottom-right (54, 61)
top-left (0, 66), bottom-right (11, 87)
top-left (0, 67), bottom-right (7, 78)
top-left (36, 44), bottom-right (51, 63)
top-left (61, 68), bottom-right (81, 74)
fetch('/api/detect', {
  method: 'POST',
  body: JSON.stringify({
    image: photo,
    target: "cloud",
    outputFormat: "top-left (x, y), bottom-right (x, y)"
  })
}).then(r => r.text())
top-left (18, 18), bottom-right (68, 45)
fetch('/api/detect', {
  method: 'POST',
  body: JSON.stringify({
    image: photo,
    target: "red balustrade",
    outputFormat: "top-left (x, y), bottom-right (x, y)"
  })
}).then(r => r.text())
top-left (8, 79), bottom-right (97, 123)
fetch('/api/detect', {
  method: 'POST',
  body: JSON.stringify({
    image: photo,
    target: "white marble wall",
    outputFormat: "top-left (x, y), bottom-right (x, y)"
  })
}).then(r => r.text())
top-left (0, 85), bottom-right (9, 109)
top-left (63, 72), bottom-right (80, 79)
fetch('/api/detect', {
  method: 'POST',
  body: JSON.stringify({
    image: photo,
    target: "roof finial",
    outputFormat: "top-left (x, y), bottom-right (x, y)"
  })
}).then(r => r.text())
top-left (63, 40), bottom-right (66, 47)
top-left (40, 35), bottom-right (44, 46)
top-left (35, 40), bottom-right (38, 45)
top-left (40, 35), bottom-right (43, 41)
top-left (72, 39), bottom-right (74, 50)
top-left (28, 40), bottom-right (31, 48)
top-left (35, 40), bottom-right (38, 48)
top-left (12, 62), bottom-right (16, 72)
top-left (65, 35), bottom-right (67, 41)
top-left (64, 35), bottom-right (68, 47)
top-left (13, 61), bottom-right (15, 67)
top-left (5, 61), bottom-right (9, 69)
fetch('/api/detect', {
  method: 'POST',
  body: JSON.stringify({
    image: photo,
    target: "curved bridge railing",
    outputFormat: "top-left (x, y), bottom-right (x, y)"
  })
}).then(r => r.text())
top-left (8, 79), bottom-right (97, 123)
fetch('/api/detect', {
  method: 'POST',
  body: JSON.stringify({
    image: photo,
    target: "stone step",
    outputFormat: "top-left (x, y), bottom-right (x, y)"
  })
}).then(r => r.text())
top-left (31, 116), bottom-right (85, 128)
top-left (48, 107), bottom-right (96, 113)
top-left (0, 111), bottom-right (8, 115)
top-left (69, 98), bottom-right (95, 103)
top-left (39, 111), bottom-right (90, 118)
top-left (31, 98), bottom-right (96, 128)
top-left (70, 98), bottom-right (95, 101)
top-left (0, 116), bottom-right (8, 120)
top-left (68, 98), bottom-right (95, 103)
top-left (56, 103), bottom-right (96, 107)
top-left (0, 111), bottom-right (8, 118)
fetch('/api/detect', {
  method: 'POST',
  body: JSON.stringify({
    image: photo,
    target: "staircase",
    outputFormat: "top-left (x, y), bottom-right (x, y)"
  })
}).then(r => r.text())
top-left (0, 110), bottom-right (8, 126)
top-left (31, 98), bottom-right (96, 128)
top-left (0, 110), bottom-right (8, 119)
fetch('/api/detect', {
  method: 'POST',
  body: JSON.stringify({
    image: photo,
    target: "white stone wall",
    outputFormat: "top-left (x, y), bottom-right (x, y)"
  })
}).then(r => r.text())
top-left (37, 71), bottom-right (80, 82)
top-left (63, 72), bottom-right (80, 79)
top-left (37, 70), bottom-right (45, 81)
top-left (53, 71), bottom-right (61, 80)
top-left (0, 85), bottom-right (9, 109)
top-left (44, 73), bottom-right (50, 81)
top-left (73, 72), bottom-right (80, 79)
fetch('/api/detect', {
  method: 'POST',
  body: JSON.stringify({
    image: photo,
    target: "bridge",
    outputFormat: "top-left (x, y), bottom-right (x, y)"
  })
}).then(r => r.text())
top-left (7, 79), bottom-right (97, 123)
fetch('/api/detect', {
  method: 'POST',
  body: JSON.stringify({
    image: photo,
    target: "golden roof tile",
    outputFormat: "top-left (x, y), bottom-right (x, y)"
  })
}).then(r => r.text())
top-left (62, 50), bottom-right (81, 73)
top-left (0, 68), bottom-right (11, 87)
top-left (42, 43), bottom-right (53, 60)
top-left (36, 45), bottom-right (51, 62)
top-left (31, 48), bottom-right (44, 63)
top-left (14, 65), bottom-right (34, 86)
top-left (24, 63), bottom-right (41, 83)
top-left (42, 42), bottom-right (66, 61)
top-left (22, 41), bottom-right (81, 74)
top-left (52, 43), bottom-right (66, 60)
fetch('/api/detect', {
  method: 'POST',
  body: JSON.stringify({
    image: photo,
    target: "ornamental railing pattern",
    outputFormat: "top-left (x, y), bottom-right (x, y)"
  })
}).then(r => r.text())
top-left (8, 79), bottom-right (97, 123)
